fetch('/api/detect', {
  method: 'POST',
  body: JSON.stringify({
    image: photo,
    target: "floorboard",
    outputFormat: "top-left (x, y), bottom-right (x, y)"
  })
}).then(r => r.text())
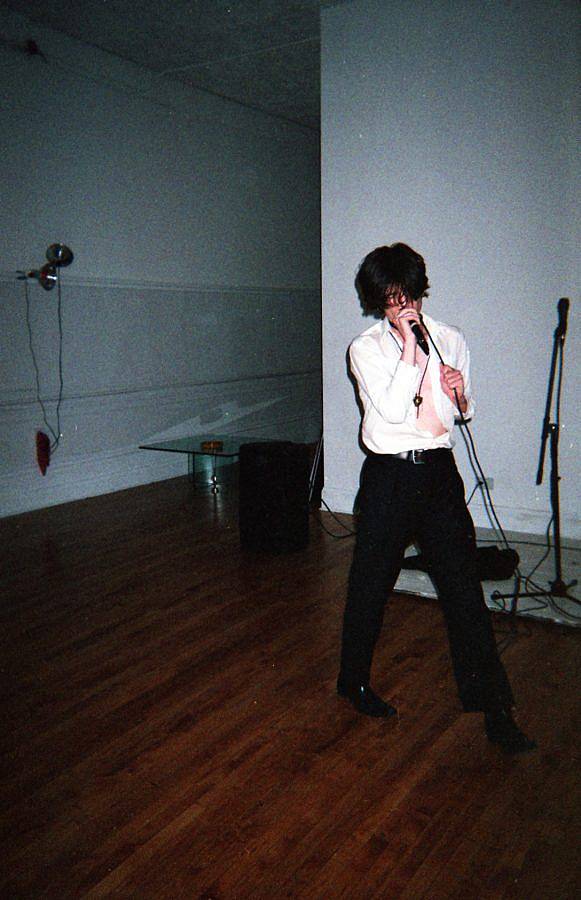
top-left (0, 476), bottom-right (579, 899)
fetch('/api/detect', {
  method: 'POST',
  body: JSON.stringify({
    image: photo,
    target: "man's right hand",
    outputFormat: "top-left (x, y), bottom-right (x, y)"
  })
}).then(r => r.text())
top-left (394, 307), bottom-right (421, 340)
top-left (395, 306), bottom-right (424, 357)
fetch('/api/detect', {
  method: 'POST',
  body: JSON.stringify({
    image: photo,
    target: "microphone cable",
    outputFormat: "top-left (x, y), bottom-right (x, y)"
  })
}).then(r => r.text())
top-left (23, 275), bottom-right (64, 454)
top-left (419, 319), bottom-right (579, 629)
top-left (319, 320), bottom-right (513, 547)
top-left (422, 317), bottom-right (512, 552)
top-left (312, 496), bottom-right (357, 538)
top-left (421, 318), bottom-right (534, 646)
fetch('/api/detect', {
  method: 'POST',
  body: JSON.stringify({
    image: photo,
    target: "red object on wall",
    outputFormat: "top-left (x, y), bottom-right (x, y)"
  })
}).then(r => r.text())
top-left (36, 431), bottom-right (50, 475)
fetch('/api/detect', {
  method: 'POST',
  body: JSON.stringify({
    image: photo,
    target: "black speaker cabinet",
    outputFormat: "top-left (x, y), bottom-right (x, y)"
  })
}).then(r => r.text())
top-left (239, 441), bottom-right (310, 552)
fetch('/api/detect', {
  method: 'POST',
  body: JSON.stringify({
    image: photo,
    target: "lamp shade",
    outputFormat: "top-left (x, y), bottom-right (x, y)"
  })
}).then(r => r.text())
top-left (46, 243), bottom-right (73, 267)
top-left (38, 263), bottom-right (58, 290)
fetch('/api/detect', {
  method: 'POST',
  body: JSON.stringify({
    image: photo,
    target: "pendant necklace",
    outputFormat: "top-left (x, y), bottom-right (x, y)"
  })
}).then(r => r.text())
top-left (413, 359), bottom-right (429, 412)
top-left (389, 330), bottom-right (429, 414)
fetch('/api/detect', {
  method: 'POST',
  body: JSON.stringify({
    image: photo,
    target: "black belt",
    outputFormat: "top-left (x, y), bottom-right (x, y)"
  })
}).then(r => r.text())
top-left (384, 448), bottom-right (450, 465)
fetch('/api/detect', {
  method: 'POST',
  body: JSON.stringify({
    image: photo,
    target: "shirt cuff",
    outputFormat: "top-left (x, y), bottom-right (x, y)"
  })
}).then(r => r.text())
top-left (454, 395), bottom-right (475, 421)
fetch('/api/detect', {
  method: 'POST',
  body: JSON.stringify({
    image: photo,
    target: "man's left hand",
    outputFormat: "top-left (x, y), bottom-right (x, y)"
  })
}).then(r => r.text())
top-left (440, 364), bottom-right (466, 409)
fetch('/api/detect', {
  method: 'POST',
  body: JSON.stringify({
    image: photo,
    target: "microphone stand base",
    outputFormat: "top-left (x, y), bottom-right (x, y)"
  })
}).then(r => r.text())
top-left (549, 578), bottom-right (578, 598)
top-left (491, 579), bottom-right (579, 620)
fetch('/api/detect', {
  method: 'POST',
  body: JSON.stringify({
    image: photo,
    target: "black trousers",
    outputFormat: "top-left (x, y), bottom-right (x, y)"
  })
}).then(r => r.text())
top-left (339, 450), bottom-right (514, 712)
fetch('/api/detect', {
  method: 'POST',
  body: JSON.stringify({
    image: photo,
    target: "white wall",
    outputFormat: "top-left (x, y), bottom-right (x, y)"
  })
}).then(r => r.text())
top-left (321, 0), bottom-right (579, 538)
top-left (0, 10), bottom-right (322, 517)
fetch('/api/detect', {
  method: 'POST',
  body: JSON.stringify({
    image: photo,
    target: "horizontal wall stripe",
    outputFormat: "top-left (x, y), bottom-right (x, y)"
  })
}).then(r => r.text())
top-left (2, 272), bottom-right (320, 295)
top-left (0, 369), bottom-right (321, 409)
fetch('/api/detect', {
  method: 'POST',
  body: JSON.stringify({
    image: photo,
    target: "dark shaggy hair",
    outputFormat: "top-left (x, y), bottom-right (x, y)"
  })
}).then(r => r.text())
top-left (355, 242), bottom-right (430, 315)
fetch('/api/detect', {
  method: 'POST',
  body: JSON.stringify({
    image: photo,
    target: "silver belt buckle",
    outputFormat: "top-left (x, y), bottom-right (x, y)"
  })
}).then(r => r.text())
top-left (411, 449), bottom-right (426, 464)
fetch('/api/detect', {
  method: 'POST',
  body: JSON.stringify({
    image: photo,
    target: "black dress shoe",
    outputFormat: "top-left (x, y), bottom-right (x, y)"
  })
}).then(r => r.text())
top-left (337, 681), bottom-right (397, 718)
top-left (484, 709), bottom-right (537, 754)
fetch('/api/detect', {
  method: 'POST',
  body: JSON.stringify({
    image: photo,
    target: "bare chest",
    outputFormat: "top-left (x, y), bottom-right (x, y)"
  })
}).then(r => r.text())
top-left (415, 356), bottom-right (446, 437)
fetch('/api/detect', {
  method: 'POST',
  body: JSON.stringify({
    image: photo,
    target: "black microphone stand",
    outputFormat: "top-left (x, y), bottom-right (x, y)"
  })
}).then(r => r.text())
top-left (492, 298), bottom-right (577, 613)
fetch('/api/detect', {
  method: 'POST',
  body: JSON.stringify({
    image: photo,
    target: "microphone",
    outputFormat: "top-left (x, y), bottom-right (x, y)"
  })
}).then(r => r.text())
top-left (411, 319), bottom-right (430, 356)
top-left (556, 297), bottom-right (569, 337)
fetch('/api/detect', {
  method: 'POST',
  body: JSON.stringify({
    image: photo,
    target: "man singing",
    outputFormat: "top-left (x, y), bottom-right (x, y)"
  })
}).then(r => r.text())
top-left (337, 242), bottom-right (535, 754)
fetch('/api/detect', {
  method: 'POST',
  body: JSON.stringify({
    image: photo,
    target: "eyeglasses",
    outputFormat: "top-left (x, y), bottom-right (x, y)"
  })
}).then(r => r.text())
top-left (385, 291), bottom-right (419, 308)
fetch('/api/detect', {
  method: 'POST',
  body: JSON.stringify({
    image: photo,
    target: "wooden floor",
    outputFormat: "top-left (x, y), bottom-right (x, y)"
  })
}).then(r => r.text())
top-left (1, 476), bottom-right (579, 899)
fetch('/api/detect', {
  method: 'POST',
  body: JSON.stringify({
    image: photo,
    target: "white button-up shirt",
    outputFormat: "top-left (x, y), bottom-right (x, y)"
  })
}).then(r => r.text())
top-left (349, 312), bottom-right (475, 454)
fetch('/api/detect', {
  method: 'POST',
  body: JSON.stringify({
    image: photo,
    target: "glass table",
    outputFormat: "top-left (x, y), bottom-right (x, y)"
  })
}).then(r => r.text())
top-left (139, 433), bottom-right (271, 493)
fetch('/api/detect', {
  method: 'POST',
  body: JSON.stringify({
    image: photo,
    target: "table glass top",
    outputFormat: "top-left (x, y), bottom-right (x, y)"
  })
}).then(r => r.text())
top-left (139, 433), bottom-right (277, 457)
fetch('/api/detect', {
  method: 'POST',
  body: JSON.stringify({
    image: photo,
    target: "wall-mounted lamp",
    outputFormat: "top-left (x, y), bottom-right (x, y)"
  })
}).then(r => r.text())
top-left (46, 243), bottom-right (74, 267)
top-left (17, 243), bottom-right (74, 472)
top-left (21, 243), bottom-right (74, 290)
top-left (37, 263), bottom-right (58, 290)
